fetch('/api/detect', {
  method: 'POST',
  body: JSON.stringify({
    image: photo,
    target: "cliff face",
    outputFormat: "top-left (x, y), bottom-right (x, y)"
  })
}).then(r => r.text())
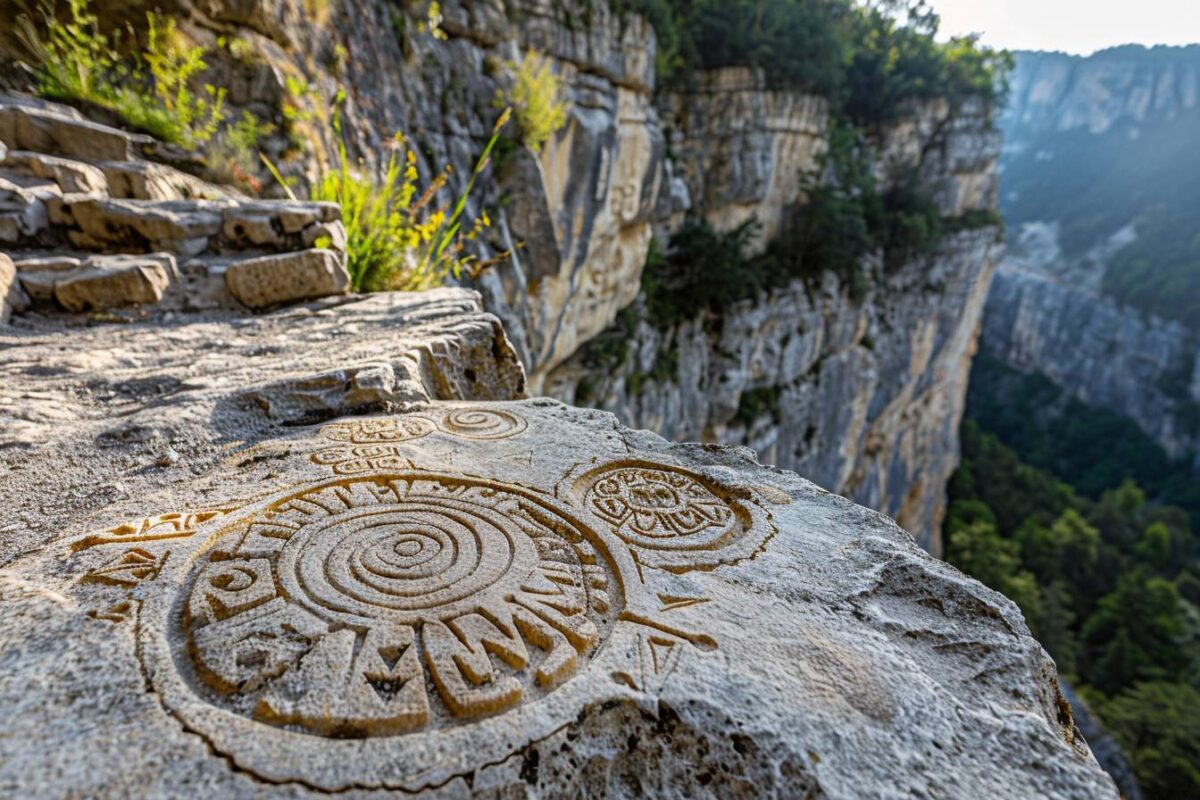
top-left (655, 67), bottom-right (829, 251)
top-left (1004, 48), bottom-right (1200, 136)
top-left (985, 48), bottom-right (1200, 465)
top-left (547, 87), bottom-right (1003, 553)
top-left (985, 241), bottom-right (1200, 464)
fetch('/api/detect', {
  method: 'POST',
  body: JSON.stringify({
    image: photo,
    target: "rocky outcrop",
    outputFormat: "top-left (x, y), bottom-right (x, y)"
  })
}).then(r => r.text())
top-left (0, 287), bottom-right (1116, 795)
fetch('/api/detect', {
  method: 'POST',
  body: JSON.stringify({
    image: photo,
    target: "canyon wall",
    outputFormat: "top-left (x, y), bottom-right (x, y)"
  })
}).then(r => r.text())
top-left (985, 47), bottom-right (1200, 466)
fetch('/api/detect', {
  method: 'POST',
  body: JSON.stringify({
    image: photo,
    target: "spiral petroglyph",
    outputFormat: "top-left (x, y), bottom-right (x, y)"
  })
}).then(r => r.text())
top-left (313, 410), bottom-right (530, 473)
top-left (433, 409), bottom-right (528, 440)
top-left (181, 473), bottom-right (617, 736)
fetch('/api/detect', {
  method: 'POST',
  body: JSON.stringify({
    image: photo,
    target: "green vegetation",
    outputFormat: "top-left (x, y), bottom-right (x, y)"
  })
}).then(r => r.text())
top-left (1087, 682), bottom-right (1200, 799)
top-left (733, 386), bottom-right (784, 427)
top-left (18, 0), bottom-right (226, 148)
top-left (945, 423), bottom-right (1200, 799)
top-left (500, 50), bottom-right (569, 154)
top-left (277, 110), bottom-right (509, 292)
top-left (613, 0), bottom-right (1009, 126)
top-left (966, 353), bottom-right (1200, 526)
top-left (639, 128), bottom-right (1003, 327)
top-left (641, 220), bottom-right (764, 327)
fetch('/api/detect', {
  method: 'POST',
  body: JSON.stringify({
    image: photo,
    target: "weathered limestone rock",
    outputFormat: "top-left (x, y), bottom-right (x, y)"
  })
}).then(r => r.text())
top-left (99, 159), bottom-right (228, 201)
top-left (224, 249), bottom-right (351, 308)
top-left (0, 250), bottom-right (28, 321)
top-left (0, 289), bottom-right (1118, 795)
top-left (659, 67), bottom-right (829, 251)
top-left (68, 197), bottom-right (226, 252)
top-left (0, 102), bottom-right (134, 161)
top-left (1, 150), bottom-right (109, 194)
top-left (52, 254), bottom-right (175, 312)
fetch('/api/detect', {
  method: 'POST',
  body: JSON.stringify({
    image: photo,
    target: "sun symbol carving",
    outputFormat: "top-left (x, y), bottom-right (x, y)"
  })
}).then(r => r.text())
top-left (181, 473), bottom-right (617, 737)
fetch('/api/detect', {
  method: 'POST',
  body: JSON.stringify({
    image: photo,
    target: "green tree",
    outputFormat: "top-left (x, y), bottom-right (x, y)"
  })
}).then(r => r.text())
top-left (1094, 682), bottom-right (1200, 799)
top-left (1081, 570), bottom-right (1189, 693)
top-left (1136, 522), bottom-right (1173, 569)
top-left (944, 518), bottom-right (1040, 619)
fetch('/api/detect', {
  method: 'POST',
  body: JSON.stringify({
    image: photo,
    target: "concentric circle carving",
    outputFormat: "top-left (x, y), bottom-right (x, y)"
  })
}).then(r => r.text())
top-left (180, 473), bottom-right (618, 737)
top-left (579, 463), bottom-right (776, 572)
top-left (435, 409), bottom-right (528, 439)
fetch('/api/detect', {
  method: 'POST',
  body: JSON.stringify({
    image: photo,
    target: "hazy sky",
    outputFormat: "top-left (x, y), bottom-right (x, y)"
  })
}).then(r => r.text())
top-left (932, 0), bottom-right (1200, 55)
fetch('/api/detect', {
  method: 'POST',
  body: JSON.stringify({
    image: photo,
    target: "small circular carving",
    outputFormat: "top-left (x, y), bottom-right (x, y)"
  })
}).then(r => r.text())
top-left (435, 409), bottom-right (528, 440)
top-left (580, 463), bottom-right (775, 572)
top-left (180, 474), bottom-right (617, 737)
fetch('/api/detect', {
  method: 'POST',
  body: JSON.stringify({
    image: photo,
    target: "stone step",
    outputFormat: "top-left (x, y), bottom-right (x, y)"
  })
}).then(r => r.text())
top-left (12, 248), bottom-right (351, 313)
top-left (2, 188), bottom-right (343, 258)
top-left (0, 101), bottom-right (138, 163)
top-left (62, 196), bottom-right (343, 257)
top-left (0, 94), bottom-right (353, 320)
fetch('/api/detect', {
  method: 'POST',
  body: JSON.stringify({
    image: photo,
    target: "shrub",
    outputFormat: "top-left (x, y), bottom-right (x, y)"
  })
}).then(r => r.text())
top-left (501, 50), bottom-right (569, 154)
top-left (643, 219), bottom-right (764, 328)
top-left (18, 0), bottom-right (226, 149)
top-left (273, 111), bottom-right (511, 293)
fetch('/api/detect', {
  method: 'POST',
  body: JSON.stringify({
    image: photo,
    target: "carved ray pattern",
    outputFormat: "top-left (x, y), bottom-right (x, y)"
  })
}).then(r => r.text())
top-left (72, 508), bottom-right (235, 552)
top-left (182, 473), bottom-right (616, 736)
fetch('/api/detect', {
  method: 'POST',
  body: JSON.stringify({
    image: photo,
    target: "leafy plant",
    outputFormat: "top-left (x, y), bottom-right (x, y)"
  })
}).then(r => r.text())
top-left (18, 0), bottom-right (226, 149)
top-left (272, 110), bottom-right (511, 293)
top-left (500, 50), bottom-right (569, 154)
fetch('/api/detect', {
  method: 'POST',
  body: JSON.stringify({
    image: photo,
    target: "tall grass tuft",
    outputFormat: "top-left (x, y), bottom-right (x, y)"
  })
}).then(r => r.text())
top-left (17, 0), bottom-right (226, 149)
top-left (268, 110), bottom-right (511, 293)
top-left (501, 50), bottom-right (568, 155)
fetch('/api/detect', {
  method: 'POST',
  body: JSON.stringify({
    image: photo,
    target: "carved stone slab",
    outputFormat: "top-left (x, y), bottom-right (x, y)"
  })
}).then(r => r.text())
top-left (0, 401), bottom-right (1118, 798)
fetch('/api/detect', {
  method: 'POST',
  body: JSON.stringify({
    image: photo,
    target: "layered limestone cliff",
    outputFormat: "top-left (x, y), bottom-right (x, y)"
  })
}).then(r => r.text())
top-left (984, 238), bottom-right (1200, 464)
top-left (549, 90), bottom-right (1003, 553)
top-left (655, 67), bottom-right (829, 251)
top-left (986, 48), bottom-right (1200, 464)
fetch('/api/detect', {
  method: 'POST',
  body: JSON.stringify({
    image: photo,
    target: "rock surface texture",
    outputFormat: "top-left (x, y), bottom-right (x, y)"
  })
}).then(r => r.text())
top-left (0, 290), bottom-right (1115, 797)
